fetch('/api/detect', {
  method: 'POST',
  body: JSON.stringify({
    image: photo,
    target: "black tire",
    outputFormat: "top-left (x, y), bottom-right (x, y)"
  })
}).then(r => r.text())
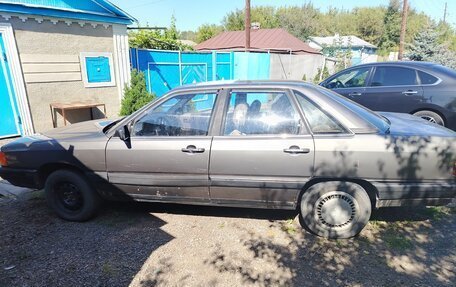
top-left (45, 170), bottom-right (101, 221)
top-left (299, 182), bottom-right (371, 239)
top-left (413, 110), bottom-right (445, 126)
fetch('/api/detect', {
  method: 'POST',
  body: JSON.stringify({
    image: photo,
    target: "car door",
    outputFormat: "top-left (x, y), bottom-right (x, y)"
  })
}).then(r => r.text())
top-left (105, 90), bottom-right (219, 203)
top-left (362, 65), bottom-right (424, 112)
top-left (322, 67), bottom-right (371, 102)
top-left (208, 89), bottom-right (315, 209)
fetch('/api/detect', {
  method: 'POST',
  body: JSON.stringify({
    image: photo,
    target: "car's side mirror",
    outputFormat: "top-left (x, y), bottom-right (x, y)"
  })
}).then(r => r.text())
top-left (116, 125), bottom-right (130, 141)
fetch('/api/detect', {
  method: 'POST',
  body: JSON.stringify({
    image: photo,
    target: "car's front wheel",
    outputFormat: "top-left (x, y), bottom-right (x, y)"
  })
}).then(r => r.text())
top-left (45, 169), bottom-right (101, 221)
top-left (299, 182), bottom-right (371, 239)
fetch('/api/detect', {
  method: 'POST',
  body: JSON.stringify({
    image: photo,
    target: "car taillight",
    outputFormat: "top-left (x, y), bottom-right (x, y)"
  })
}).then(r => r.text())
top-left (0, 152), bottom-right (7, 167)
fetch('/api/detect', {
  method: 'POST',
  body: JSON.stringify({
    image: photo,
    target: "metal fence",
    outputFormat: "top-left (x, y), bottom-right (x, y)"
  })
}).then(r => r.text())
top-left (131, 49), bottom-right (234, 96)
top-left (130, 48), bottom-right (328, 97)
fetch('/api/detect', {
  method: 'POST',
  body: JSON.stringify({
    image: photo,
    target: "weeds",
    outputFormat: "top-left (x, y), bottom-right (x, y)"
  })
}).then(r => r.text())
top-left (383, 232), bottom-right (413, 250)
top-left (281, 219), bottom-right (297, 235)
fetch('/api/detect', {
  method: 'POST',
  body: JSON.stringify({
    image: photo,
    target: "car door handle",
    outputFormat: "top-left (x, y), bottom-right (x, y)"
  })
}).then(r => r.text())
top-left (283, 146), bottom-right (310, 154)
top-left (181, 145), bottom-right (205, 153)
top-left (348, 92), bottom-right (362, 97)
top-left (402, 90), bottom-right (418, 95)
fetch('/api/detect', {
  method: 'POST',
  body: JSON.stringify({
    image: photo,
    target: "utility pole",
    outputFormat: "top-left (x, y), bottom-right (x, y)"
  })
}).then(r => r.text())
top-left (245, 0), bottom-right (251, 52)
top-left (398, 0), bottom-right (408, 60)
top-left (443, 2), bottom-right (448, 24)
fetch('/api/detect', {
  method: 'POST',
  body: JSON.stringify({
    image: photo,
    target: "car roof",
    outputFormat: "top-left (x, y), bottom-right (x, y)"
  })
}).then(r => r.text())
top-left (323, 61), bottom-right (456, 81)
top-left (350, 61), bottom-right (438, 69)
top-left (171, 79), bottom-right (316, 91)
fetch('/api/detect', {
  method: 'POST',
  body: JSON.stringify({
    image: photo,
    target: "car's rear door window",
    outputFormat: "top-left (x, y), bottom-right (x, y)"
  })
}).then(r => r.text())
top-left (133, 92), bottom-right (217, 136)
top-left (370, 66), bottom-right (418, 86)
top-left (223, 91), bottom-right (301, 136)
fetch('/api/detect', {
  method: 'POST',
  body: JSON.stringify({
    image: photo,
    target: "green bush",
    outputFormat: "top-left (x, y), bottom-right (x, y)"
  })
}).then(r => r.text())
top-left (313, 66), bottom-right (330, 83)
top-left (120, 70), bottom-right (155, 116)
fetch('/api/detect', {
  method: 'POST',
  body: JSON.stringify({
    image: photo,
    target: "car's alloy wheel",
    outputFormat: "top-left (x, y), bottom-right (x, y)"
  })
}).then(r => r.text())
top-left (413, 110), bottom-right (445, 126)
top-left (300, 182), bottom-right (371, 239)
top-left (45, 170), bottom-right (101, 221)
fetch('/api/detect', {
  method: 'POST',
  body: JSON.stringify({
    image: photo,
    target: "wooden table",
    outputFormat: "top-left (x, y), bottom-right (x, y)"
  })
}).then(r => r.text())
top-left (50, 102), bottom-right (107, 128)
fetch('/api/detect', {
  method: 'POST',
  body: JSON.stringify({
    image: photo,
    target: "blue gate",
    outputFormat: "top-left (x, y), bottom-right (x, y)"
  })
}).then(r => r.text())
top-left (0, 33), bottom-right (21, 138)
top-left (131, 49), bottom-right (234, 97)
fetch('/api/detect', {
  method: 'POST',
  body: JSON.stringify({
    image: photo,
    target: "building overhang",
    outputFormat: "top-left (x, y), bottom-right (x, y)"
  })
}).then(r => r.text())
top-left (0, 2), bottom-right (135, 25)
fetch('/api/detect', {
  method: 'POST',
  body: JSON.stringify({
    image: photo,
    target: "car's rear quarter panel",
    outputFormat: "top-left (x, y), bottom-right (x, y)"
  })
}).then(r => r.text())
top-left (313, 134), bottom-right (456, 203)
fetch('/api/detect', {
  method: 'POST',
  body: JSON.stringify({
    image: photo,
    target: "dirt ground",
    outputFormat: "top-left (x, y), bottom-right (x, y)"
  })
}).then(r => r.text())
top-left (0, 191), bottom-right (455, 287)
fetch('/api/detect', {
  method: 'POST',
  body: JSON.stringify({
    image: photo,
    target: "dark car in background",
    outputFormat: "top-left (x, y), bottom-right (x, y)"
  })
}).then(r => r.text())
top-left (320, 62), bottom-right (456, 130)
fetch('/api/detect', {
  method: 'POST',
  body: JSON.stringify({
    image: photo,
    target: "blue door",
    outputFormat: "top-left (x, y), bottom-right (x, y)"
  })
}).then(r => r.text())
top-left (148, 63), bottom-right (180, 97)
top-left (181, 64), bottom-right (206, 85)
top-left (0, 34), bottom-right (20, 138)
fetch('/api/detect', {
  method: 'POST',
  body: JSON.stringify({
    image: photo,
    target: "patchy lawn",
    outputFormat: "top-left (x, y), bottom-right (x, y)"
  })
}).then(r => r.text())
top-left (0, 191), bottom-right (455, 287)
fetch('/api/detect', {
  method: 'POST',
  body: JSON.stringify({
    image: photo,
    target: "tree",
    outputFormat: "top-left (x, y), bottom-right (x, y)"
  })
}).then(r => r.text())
top-left (129, 16), bottom-right (192, 50)
top-left (319, 7), bottom-right (357, 37)
top-left (120, 70), bottom-right (155, 116)
top-left (353, 7), bottom-right (385, 46)
top-left (407, 24), bottom-right (439, 61)
top-left (165, 15), bottom-right (179, 40)
top-left (180, 30), bottom-right (197, 42)
top-left (436, 22), bottom-right (456, 51)
top-left (407, 24), bottom-right (456, 69)
top-left (378, 0), bottom-right (402, 52)
top-left (196, 24), bottom-right (224, 43)
top-left (200, 2), bottom-right (450, 58)
top-left (276, 4), bottom-right (321, 40)
top-left (222, 6), bottom-right (278, 31)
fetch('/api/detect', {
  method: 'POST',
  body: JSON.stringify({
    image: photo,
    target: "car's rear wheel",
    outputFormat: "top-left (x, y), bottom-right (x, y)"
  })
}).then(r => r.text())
top-left (299, 182), bottom-right (371, 239)
top-left (413, 110), bottom-right (445, 126)
top-left (45, 170), bottom-right (101, 221)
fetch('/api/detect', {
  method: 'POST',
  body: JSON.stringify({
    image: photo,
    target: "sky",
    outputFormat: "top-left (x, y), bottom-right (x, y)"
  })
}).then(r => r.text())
top-left (109, 0), bottom-right (455, 31)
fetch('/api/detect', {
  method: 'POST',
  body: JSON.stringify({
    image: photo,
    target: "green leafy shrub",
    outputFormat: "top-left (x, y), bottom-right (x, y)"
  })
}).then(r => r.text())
top-left (313, 66), bottom-right (330, 83)
top-left (120, 70), bottom-right (155, 116)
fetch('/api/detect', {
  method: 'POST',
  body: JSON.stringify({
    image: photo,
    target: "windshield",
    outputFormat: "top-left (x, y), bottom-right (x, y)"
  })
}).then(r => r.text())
top-left (319, 88), bottom-right (391, 133)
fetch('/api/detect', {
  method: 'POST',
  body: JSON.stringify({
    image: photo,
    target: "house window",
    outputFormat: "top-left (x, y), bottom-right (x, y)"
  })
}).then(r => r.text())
top-left (80, 52), bottom-right (115, 88)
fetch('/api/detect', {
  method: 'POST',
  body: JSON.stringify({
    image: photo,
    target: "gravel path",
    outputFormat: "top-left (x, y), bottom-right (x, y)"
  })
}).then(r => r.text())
top-left (0, 191), bottom-right (455, 287)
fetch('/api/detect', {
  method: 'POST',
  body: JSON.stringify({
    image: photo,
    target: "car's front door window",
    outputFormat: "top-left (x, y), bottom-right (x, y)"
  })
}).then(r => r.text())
top-left (223, 91), bottom-right (301, 136)
top-left (326, 68), bottom-right (370, 89)
top-left (133, 93), bottom-right (217, 137)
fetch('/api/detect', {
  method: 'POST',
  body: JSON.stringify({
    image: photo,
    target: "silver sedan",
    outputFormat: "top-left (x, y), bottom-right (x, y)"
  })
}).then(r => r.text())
top-left (1, 80), bottom-right (455, 239)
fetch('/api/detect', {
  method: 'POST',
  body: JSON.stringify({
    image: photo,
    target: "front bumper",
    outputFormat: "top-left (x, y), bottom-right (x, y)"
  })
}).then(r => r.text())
top-left (0, 167), bottom-right (41, 189)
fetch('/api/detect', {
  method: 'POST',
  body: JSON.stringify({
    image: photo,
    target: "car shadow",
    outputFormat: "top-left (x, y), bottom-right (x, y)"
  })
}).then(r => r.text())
top-left (102, 200), bottom-right (298, 221)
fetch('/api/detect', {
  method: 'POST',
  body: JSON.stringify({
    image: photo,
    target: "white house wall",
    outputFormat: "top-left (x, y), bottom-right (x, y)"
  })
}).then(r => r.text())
top-left (269, 53), bottom-right (326, 81)
top-left (1, 16), bottom-right (125, 132)
top-left (113, 24), bottom-right (130, 100)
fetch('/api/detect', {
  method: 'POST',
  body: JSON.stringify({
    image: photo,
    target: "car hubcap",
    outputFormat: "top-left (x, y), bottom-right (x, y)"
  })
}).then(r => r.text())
top-left (315, 192), bottom-right (356, 228)
top-left (55, 182), bottom-right (83, 211)
top-left (420, 116), bottom-right (437, 124)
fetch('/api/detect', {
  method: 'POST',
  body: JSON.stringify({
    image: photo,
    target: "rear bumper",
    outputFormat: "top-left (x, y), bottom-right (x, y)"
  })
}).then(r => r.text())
top-left (373, 180), bottom-right (456, 207)
top-left (0, 167), bottom-right (41, 189)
